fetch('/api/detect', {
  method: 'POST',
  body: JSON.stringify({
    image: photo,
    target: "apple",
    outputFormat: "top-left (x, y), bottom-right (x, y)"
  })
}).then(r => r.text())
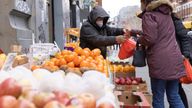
top-left (44, 101), bottom-right (66, 108)
top-left (119, 77), bottom-right (126, 85)
top-left (130, 77), bottom-right (135, 81)
top-left (78, 93), bottom-right (96, 108)
top-left (18, 90), bottom-right (38, 102)
top-left (66, 97), bottom-right (83, 106)
top-left (135, 77), bottom-right (142, 83)
top-left (33, 92), bottom-right (56, 108)
top-left (0, 95), bottom-right (18, 108)
top-left (0, 78), bottom-right (22, 98)
top-left (53, 91), bottom-right (70, 105)
top-left (132, 80), bottom-right (139, 85)
top-left (15, 99), bottom-right (36, 108)
top-left (114, 77), bottom-right (120, 84)
top-left (97, 102), bottom-right (114, 108)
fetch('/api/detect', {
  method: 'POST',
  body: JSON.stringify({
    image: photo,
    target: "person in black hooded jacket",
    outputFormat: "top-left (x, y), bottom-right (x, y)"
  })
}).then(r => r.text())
top-left (171, 13), bottom-right (192, 108)
top-left (80, 6), bottom-right (130, 58)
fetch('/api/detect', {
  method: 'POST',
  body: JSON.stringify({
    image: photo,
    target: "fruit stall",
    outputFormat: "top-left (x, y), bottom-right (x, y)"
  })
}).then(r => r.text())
top-left (0, 40), bottom-right (152, 108)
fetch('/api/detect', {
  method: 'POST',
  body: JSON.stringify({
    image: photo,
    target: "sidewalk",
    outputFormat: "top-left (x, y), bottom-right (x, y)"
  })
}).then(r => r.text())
top-left (136, 66), bottom-right (192, 108)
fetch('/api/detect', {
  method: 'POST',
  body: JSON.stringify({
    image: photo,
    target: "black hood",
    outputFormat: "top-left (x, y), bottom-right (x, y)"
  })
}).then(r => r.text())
top-left (88, 6), bottom-right (109, 26)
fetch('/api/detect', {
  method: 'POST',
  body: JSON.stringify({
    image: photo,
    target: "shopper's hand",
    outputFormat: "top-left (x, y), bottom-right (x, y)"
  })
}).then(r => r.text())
top-left (123, 28), bottom-right (131, 38)
top-left (116, 35), bottom-right (127, 44)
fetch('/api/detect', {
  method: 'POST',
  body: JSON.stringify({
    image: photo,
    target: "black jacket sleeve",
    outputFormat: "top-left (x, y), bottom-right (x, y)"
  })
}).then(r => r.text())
top-left (80, 23), bottom-right (117, 47)
top-left (172, 16), bottom-right (191, 58)
top-left (105, 26), bottom-right (124, 36)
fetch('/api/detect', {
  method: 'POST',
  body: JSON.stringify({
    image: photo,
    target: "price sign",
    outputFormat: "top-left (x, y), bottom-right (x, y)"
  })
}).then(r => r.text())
top-left (1, 53), bottom-right (17, 71)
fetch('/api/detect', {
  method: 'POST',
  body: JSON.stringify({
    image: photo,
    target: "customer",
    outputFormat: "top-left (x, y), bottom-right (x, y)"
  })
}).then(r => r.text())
top-left (80, 6), bottom-right (130, 58)
top-left (138, 0), bottom-right (186, 108)
top-left (172, 13), bottom-right (191, 108)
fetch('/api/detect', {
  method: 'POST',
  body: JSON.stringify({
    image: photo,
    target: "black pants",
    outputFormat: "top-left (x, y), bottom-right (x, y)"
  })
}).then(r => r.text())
top-left (179, 83), bottom-right (188, 108)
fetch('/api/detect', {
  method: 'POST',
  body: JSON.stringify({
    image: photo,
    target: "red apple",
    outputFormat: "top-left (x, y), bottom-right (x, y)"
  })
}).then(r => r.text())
top-left (78, 93), bottom-right (96, 108)
top-left (114, 77), bottom-right (120, 85)
top-left (53, 91), bottom-right (70, 105)
top-left (0, 78), bottom-right (22, 98)
top-left (97, 102), bottom-right (114, 108)
top-left (125, 80), bottom-right (132, 85)
top-left (15, 99), bottom-right (36, 108)
top-left (130, 77), bottom-right (135, 81)
top-left (131, 80), bottom-right (139, 85)
top-left (0, 95), bottom-right (18, 108)
top-left (119, 77), bottom-right (126, 85)
top-left (44, 101), bottom-right (66, 108)
top-left (135, 77), bottom-right (142, 83)
top-left (33, 92), bottom-right (56, 108)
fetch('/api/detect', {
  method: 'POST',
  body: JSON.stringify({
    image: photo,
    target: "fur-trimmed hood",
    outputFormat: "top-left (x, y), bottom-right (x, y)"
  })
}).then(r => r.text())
top-left (146, 0), bottom-right (173, 12)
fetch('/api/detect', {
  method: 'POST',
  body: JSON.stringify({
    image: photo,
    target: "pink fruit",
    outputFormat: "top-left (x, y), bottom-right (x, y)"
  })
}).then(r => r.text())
top-left (114, 78), bottom-right (120, 84)
top-left (135, 78), bottom-right (142, 83)
top-left (119, 77), bottom-right (126, 85)
top-left (97, 102), bottom-right (114, 108)
top-left (132, 80), bottom-right (139, 85)
top-left (44, 101), bottom-right (66, 108)
top-left (0, 78), bottom-right (22, 98)
top-left (0, 95), bottom-right (17, 108)
top-left (33, 92), bottom-right (56, 108)
top-left (53, 91), bottom-right (70, 105)
top-left (78, 93), bottom-right (96, 108)
top-left (15, 99), bottom-right (36, 108)
top-left (125, 80), bottom-right (132, 85)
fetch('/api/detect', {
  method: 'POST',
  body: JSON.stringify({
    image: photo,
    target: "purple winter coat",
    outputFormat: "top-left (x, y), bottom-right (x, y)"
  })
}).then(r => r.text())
top-left (138, 0), bottom-right (186, 80)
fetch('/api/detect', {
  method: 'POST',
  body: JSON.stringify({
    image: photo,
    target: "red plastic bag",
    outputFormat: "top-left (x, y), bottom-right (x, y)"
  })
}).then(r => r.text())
top-left (180, 58), bottom-right (192, 84)
top-left (118, 38), bottom-right (136, 59)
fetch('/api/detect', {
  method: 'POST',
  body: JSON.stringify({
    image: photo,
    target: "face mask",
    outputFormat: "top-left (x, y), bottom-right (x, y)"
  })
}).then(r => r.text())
top-left (96, 21), bottom-right (103, 28)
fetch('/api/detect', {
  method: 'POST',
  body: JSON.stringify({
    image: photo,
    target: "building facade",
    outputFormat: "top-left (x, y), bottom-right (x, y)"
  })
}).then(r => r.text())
top-left (171, 0), bottom-right (192, 21)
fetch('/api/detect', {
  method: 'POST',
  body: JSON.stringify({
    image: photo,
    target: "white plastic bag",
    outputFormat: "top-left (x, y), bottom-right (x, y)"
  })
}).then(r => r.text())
top-left (63, 73), bottom-right (86, 95)
top-left (0, 71), bottom-right (11, 83)
top-left (9, 66), bottom-right (33, 81)
top-left (38, 72), bottom-right (65, 92)
top-left (82, 70), bottom-right (109, 99)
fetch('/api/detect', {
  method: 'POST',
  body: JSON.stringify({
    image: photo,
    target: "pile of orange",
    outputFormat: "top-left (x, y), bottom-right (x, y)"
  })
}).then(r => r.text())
top-left (36, 47), bottom-right (108, 75)
top-left (110, 64), bottom-right (135, 73)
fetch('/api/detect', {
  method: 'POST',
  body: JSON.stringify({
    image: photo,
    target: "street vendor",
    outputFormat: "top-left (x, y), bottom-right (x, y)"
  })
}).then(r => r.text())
top-left (80, 6), bottom-right (130, 58)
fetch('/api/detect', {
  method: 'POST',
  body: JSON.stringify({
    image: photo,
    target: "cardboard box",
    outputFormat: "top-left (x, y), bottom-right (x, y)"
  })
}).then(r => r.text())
top-left (115, 91), bottom-right (151, 108)
top-left (115, 82), bottom-right (148, 92)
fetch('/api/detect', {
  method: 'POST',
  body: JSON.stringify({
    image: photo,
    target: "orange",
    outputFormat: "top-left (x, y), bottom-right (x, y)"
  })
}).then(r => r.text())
top-left (55, 52), bottom-right (63, 59)
top-left (90, 63), bottom-right (97, 69)
top-left (97, 65), bottom-right (104, 72)
top-left (54, 59), bottom-right (60, 66)
top-left (31, 65), bottom-right (41, 71)
top-left (91, 48), bottom-right (101, 57)
top-left (73, 56), bottom-right (83, 67)
top-left (65, 54), bottom-right (75, 63)
top-left (47, 61), bottom-right (55, 66)
top-left (61, 50), bottom-right (71, 56)
top-left (59, 58), bottom-right (67, 66)
top-left (81, 50), bottom-right (90, 57)
top-left (50, 58), bottom-right (57, 63)
top-left (83, 48), bottom-right (91, 52)
top-left (80, 60), bottom-right (90, 68)
top-left (67, 62), bottom-right (75, 68)
top-left (74, 47), bottom-right (83, 55)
